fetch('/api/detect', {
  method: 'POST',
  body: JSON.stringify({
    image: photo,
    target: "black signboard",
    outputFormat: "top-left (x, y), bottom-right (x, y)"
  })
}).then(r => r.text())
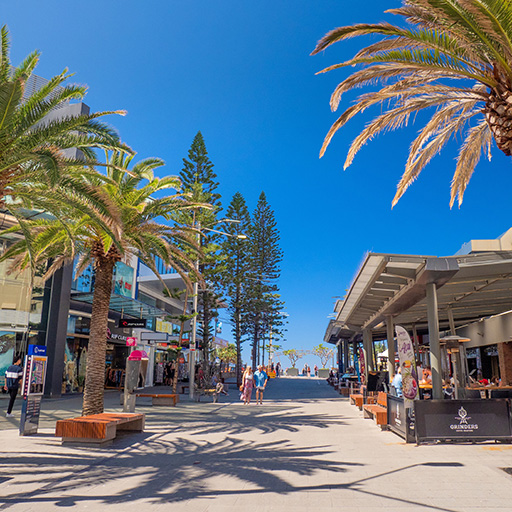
top-left (20, 396), bottom-right (42, 435)
top-left (118, 319), bottom-right (146, 328)
top-left (387, 395), bottom-right (416, 443)
top-left (414, 399), bottom-right (512, 444)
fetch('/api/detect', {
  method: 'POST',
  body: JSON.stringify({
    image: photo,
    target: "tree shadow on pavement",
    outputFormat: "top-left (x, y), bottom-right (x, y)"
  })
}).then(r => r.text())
top-left (142, 403), bottom-right (347, 436)
top-left (0, 434), bottom-right (360, 508)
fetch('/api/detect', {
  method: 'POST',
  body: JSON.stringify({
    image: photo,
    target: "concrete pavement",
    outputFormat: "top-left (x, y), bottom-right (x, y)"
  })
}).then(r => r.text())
top-left (1, 377), bottom-right (512, 511)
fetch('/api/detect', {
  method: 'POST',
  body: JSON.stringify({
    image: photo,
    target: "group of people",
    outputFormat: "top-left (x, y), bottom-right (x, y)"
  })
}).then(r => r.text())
top-left (240, 364), bottom-right (269, 405)
top-left (302, 364), bottom-right (318, 377)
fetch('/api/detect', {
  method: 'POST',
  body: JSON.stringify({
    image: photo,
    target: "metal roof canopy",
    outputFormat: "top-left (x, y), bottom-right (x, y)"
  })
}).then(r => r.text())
top-left (72, 292), bottom-right (168, 318)
top-left (330, 251), bottom-right (512, 341)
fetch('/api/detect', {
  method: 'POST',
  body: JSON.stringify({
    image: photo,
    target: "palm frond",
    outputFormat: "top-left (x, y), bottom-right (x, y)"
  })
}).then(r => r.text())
top-left (450, 118), bottom-right (492, 206)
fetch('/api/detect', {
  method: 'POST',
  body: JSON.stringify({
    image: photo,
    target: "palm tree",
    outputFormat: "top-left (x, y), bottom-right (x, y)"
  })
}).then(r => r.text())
top-left (1, 152), bottom-right (207, 415)
top-left (0, 25), bottom-right (128, 211)
top-left (312, 0), bottom-right (512, 206)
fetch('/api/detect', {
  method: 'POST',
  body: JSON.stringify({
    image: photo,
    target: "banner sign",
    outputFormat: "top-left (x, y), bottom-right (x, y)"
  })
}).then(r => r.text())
top-left (395, 325), bottom-right (419, 408)
top-left (358, 347), bottom-right (366, 384)
top-left (119, 319), bottom-right (146, 328)
top-left (414, 399), bottom-right (512, 444)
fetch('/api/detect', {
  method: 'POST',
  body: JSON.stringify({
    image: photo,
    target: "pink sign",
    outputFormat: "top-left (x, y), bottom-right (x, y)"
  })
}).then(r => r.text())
top-left (126, 337), bottom-right (137, 347)
top-left (128, 350), bottom-right (148, 361)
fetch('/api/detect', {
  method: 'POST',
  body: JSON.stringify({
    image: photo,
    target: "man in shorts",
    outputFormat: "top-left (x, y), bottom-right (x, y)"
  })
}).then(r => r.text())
top-left (254, 365), bottom-right (269, 405)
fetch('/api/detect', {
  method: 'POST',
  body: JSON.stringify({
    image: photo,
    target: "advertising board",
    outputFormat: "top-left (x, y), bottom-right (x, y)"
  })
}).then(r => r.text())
top-left (414, 399), bottom-right (512, 444)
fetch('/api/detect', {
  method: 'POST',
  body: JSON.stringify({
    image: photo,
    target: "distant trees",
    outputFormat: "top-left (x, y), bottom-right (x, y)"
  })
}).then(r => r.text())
top-left (283, 349), bottom-right (306, 368)
top-left (312, 343), bottom-right (334, 369)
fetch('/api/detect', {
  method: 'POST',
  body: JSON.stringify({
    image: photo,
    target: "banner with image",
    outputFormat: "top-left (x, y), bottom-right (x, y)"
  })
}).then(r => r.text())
top-left (113, 262), bottom-right (134, 298)
top-left (395, 325), bottom-right (419, 408)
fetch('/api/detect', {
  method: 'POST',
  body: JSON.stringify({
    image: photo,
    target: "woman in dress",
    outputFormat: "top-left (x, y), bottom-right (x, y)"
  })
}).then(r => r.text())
top-left (241, 365), bottom-right (254, 405)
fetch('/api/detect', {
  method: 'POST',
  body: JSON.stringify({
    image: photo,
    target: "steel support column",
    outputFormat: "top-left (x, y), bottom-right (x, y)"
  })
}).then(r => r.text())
top-left (426, 282), bottom-right (443, 400)
top-left (362, 329), bottom-right (371, 382)
top-left (343, 339), bottom-right (349, 373)
top-left (386, 316), bottom-right (396, 379)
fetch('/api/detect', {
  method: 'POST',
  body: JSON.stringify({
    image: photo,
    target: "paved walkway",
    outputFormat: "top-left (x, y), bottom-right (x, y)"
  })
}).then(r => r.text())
top-left (1, 378), bottom-right (512, 511)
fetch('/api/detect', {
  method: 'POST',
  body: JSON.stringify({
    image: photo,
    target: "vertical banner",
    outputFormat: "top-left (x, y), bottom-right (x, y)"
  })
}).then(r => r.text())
top-left (395, 325), bottom-right (419, 409)
top-left (358, 347), bottom-right (366, 385)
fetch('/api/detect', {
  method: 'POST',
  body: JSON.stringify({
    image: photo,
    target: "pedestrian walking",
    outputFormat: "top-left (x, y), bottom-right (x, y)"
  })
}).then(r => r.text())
top-left (314, 364), bottom-right (318, 377)
top-left (276, 362), bottom-right (281, 377)
top-left (303, 363), bottom-right (308, 376)
top-left (307, 366), bottom-right (311, 378)
top-left (254, 365), bottom-right (269, 405)
top-left (240, 365), bottom-right (254, 405)
top-left (4, 357), bottom-right (23, 418)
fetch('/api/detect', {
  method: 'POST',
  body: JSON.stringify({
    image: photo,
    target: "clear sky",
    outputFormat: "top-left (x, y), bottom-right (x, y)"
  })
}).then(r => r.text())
top-left (4, 1), bottom-right (512, 370)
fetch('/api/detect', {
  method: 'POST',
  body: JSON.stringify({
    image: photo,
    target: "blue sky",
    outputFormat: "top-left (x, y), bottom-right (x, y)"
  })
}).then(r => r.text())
top-left (4, 1), bottom-right (512, 369)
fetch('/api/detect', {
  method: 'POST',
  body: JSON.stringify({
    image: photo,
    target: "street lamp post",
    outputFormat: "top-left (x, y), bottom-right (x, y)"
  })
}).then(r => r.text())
top-left (188, 219), bottom-right (246, 400)
top-left (189, 221), bottom-right (200, 400)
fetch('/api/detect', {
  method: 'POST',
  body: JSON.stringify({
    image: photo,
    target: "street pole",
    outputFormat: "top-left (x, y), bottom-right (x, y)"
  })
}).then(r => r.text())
top-left (269, 330), bottom-right (273, 365)
top-left (189, 220), bottom-right (200, 400)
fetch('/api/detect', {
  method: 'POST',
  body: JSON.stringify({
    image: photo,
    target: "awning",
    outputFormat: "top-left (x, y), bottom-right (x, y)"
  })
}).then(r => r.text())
top-left (72, 292), bottom-right (168, 318)
top-left (327, 250), bottom-right (512, 342)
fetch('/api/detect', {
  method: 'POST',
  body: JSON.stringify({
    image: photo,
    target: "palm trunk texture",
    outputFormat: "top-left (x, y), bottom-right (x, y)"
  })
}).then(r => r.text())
top-left (486, 90), bottom-right (512, 156)
top-left (82, 260), bottom-right (115, 416)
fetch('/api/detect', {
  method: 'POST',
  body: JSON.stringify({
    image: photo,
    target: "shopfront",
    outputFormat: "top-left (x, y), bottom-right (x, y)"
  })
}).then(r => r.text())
top-left (64, 314), bottom-right (134, 393)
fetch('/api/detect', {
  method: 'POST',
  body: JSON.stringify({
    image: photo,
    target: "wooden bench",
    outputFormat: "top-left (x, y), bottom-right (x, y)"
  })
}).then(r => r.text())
top-left (55, 413), bottom-right (145, 445)
top-left (135, 393), bottom-right (179, 406)
top-left (339, 387), bottom-right (351, 396)
top-left (350, 393), bottom-right (364, 409)
top-left (363, 392), bottom-right (387, 425)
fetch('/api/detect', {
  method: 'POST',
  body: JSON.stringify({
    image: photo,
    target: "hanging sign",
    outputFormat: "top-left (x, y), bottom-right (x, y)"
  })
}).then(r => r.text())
top-left (126, 337), bottom-right (138, 347)
top-left (119, 319), bottom-right (146, 328)
top-left (395, 325), bottom-right (419, 408)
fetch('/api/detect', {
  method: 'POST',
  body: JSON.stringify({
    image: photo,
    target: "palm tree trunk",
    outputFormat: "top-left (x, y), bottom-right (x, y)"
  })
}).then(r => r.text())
top-left (486, 91), bottom-right (512, 156)
top-left (82, 260), bottom-right (115, 416)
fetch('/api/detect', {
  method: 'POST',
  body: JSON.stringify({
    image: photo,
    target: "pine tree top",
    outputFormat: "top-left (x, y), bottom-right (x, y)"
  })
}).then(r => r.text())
top-left (180, 131), bottom-right (221, 207)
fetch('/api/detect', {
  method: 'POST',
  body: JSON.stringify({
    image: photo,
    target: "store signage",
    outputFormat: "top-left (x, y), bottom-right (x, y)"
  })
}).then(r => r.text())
top-left (395, 325), bottom-right (419, 408)
top-left (126, 337), bottom-right (137, 347)
top-left (119, 319), bottom-right (146, 328)
top-left (414, 399), bottom-right (512, 443)
top-left (141, 332), bottom-right (168, 342)
top-left (109, 333), bottom-right (128, 342)
top-left (27, 345), bottom-right (47, 356)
